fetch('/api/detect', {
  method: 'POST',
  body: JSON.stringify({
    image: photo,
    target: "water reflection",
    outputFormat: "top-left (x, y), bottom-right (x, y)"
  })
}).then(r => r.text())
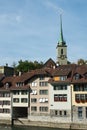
top-left (0, 125), bottom-right (78, 130)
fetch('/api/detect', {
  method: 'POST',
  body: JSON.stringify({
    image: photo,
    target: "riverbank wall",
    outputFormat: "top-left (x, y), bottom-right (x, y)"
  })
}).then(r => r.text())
top-left (0, 118), bottom-right (87, 129)
top-left (13, 119), bottom-right (87, 130)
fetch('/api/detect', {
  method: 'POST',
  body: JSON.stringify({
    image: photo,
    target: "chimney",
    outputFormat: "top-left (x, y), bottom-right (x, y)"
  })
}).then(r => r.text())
top-left (19, 71), bottom-right (22, 76)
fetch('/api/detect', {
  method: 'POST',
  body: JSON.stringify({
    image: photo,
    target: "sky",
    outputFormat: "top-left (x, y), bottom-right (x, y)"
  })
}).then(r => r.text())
top-left (0, 0), bottom-right (87, 66)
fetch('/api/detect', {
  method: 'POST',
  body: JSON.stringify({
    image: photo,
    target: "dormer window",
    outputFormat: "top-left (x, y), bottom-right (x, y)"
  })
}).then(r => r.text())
top-left (4, 82), bottom-right (11, 89)
top-left (60, 76), bottom-right (67, 81)
top-left (6, 83), bottom-right (9, 87)
top-left (16, 82), bottom-right (24, 87)
top-left (74, 73), bottom-right (80, 80)
top-left (84, 73), bottom-right (87, 79)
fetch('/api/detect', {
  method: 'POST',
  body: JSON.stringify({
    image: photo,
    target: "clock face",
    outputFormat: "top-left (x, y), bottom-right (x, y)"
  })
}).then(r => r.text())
top-left (60, 55), bottom-right (65, 60)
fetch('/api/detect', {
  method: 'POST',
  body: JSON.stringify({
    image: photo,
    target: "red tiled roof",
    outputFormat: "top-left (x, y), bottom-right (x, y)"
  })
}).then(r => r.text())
top-left (43, 58), bottom-right (56, 68)
top-left (52, 64), bottom-right (76, 76)
top-left (73, 64), bottom-right (87, 75)
top-left (1, 64), bottom-right (87, 91)
top-left (0, 68), bottom-right (53, 91)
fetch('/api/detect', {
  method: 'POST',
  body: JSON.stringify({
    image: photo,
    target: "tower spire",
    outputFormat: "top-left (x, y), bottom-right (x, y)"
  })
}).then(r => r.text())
top-left (56, 15), bottom-right (67, 65)
top-left (58, 14), bottom-right (66, 45)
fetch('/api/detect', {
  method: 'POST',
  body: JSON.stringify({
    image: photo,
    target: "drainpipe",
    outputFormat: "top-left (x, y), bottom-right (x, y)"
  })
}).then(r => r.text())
top-left (11, 92), bottom-right (14, 126)
top-left (71, 84), bottom-right (73, 123)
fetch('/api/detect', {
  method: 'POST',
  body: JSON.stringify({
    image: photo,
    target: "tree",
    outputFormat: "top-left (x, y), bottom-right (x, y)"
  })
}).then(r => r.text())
top-left (77, 59), bottom-right (85, 65)
top-left (15, 60), bottom-right (44, 73)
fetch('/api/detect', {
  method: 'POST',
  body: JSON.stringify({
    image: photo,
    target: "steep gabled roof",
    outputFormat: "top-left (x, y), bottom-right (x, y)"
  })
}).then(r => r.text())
top-left (72, 64), bottom-right (87, 83)
top-left (52, 64), bottom-right (76, 76)
top-left (43, 58), bottom-right (56, 69)
top-left (0, 67), bottom-right (53, 91)
top-left (75, 64), bottom-right (87, 75)
top-left (49, 64), bottom-right (76, 84)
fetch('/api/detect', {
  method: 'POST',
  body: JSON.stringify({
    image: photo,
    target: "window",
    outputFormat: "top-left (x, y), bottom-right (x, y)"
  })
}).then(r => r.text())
top-left (55, 110), bottom-right (58, 115)
top-left (39, 98), bottom-right (48, 103)
top-left (54, 94), bottom-right (67, 102)
top-left (0, 101), bottom-right (3, 105)
top-left (74, 85), bottom-right (80, 91)
top-left (61, 49), bottom-right (63, 55)
top-left (86, 107), bottom-right (87, 118)
top-left (40, 76), bottom-right (45, 80)
top-left (5, 82), bottom-right (10, 88)
top-left (74, 74), bottom-right (80, 80)
top-left (74, 85), bottom-right (85, 91)
top-left (75, 94), bottom-right (80, 103)
top-left (3, 101), bottom-right (10, 105)
top-left (39, 90), bottom-right (48, 95)
top-left (31, 90), bottom-right (37, 95)
top-left (0, 93), bottom-right (3, 97)
top-left (31, 82), bottom-right (37, 87)
top-left (3, 109), bottom-right (10, 113)
top-left (78, 107), bottom-right (83, 118)
top-left (0, 109), bottom-right (10, 113)
top-left (54, 85), bottom-right (67, 90)
top-left (39, 107), bottom-right (48, 112)
top-left (13, 98), bottom-right (19, 103)
top-left (13, 91), bottom-right (19, 95)
top-left (60, 76), bottom-right (67, 81)
top-left (3, 93), bottom-right (10, 97)
top-left (59, 111), bottom-right (62, 116)
top-left (80, 94), bottom-right (85, 101)
top-left (31, 98), bottom-right (37, 103)
top-left (85, 94), bottom-right (87, 101)
top-left (31, 106), bottom-right (37, 111)
top-left (75, 94), bottom-right (87, 103)
top-left (39, 82), bottom-right (48, 86)
top-left (0, 109), bottom-right (3, 113)
top-left (16, 82), bottom-right (24, 87)
top-left (84, 85), bottom-right (87, 91)
top-left (64, 111), bottom-right (67, 116)
top-left (85, 73), bottom-right (87, 79)
top-left (21, 90), bottom-right (27, 95)
top-left (0, 92), bottom-right (10, 97)
top-left (21, 98), bottom-right (27, 103)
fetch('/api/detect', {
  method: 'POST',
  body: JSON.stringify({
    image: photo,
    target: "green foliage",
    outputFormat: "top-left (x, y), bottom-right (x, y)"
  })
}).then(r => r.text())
top-left (15, 60), bottom-right (44, 73)
top-left (77, 59), bottom-right (85, 65)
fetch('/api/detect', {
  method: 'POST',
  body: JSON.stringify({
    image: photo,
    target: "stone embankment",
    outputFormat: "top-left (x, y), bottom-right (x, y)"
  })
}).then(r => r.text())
top-left (0, 119), bottom-right (87, 129)
top-left (13, 119), bottom-right (87, 130)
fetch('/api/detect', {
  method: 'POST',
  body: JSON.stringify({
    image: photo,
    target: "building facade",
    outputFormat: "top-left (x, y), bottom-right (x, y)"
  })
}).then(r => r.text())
top-left (0, 64), bottom-right (87, 123)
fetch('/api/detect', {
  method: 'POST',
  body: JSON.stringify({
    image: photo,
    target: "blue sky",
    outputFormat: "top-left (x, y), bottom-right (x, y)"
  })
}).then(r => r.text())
top-left (0, 0), bottom-right (87, 66)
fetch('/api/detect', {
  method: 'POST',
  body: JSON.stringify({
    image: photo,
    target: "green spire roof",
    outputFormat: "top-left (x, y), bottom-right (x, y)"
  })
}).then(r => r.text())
top-left (58, 15), bottom-right (66, 45)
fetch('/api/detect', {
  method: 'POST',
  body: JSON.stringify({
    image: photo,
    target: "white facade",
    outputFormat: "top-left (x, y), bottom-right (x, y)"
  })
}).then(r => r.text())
top-left (0, 92), bottom-right (11, 119)
top-left (50, 84), bottom-right (71, 109)
top-left (12, 90), bottom-right (29, 107)
top-left (49, 83), bottom-right (72, 122)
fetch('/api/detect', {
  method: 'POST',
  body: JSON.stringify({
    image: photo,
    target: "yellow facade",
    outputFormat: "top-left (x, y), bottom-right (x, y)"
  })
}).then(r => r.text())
top-left (72, 84), bottom-right (87, 106)
top-left (53, 76), bottom-right (60, 81)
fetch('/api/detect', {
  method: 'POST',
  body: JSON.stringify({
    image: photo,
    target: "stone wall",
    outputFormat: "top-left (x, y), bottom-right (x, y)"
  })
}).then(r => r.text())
top-left (28, 115), bottom-right (71, 123)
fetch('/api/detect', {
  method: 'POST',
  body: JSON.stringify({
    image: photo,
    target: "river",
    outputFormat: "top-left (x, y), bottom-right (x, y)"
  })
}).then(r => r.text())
top-left (0, 125), bottom-right (77, 130)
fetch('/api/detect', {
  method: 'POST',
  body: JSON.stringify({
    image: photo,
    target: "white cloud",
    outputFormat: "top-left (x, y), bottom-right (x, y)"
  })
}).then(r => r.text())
top-left (0, 13), bottom-right (22, 25)
top-left (43, 0), bottom-right (64, 14)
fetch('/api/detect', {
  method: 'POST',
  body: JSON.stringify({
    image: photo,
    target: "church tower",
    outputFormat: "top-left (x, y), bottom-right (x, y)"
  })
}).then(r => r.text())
top-left (56, 15), bottom-right (67, 65)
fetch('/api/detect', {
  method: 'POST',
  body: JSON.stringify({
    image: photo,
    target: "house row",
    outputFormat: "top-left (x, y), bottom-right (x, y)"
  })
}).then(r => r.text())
top-left (0, 59), bottom-right (87, 123)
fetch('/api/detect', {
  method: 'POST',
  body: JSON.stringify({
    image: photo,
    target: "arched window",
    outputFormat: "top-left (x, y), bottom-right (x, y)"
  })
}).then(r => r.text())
top-left (61, 49), bottom-right (63, 54)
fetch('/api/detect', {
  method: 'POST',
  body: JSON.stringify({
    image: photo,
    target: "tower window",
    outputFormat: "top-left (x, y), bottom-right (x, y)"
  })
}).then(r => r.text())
top-left (61, 49), bottom-right (63, 54)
